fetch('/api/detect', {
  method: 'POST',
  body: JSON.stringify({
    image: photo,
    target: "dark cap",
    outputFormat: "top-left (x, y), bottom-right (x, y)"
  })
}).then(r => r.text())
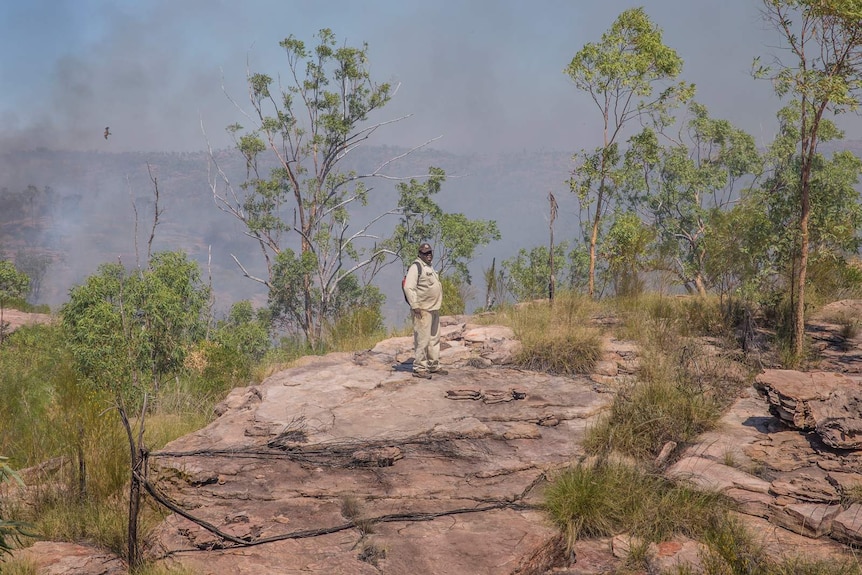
top-left (418, 242), bottom-right (432, 254)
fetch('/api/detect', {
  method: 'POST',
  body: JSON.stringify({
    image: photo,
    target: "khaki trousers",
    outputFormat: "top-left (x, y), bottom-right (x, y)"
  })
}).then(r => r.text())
top-left (412, 309), bottom-right (440, 373)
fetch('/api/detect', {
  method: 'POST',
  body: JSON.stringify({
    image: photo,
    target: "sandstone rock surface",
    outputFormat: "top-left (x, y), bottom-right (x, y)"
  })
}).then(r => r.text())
top-left (145, 320), bottom-right (617, 575)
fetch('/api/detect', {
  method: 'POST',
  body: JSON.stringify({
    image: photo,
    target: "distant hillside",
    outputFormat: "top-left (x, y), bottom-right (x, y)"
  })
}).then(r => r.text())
top-left (0, 145), bottom-right (578, 321)
top-left (2, 139), bottom-right (861, 321)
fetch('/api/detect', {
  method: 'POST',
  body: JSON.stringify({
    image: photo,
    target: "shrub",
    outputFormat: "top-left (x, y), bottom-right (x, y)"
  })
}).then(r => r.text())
top-left (326, 306), bottom-right (386, 352)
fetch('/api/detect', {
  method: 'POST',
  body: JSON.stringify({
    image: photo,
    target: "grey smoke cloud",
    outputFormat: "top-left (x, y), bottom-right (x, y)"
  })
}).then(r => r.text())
top-left (0, 0), bottom-right (819, 156)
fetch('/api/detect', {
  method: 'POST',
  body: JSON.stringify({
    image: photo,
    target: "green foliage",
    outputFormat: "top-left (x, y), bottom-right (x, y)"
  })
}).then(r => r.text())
top-left (757, 0), bottom-right (862, 360)
top-left (60, 251), bottom-right (211, 567)
top-left (701, 197), bottom-right (775, 300)
top-left (269, 250), bottom-right (386, 350)
top-left (389, 167), bottom-right (500, 284)
top-left (759, 107), bottom-right (862, 276)
top-left (0, 260), bottom-right (30, 343)
top-left (440, 276), bottom-right (466, 316)
top-left (543, 460), bottom-right (727, 550)
top-left (735, 103), bottom-right (862, 348)
top-left (191, 300), bottom-right (275, 390)
top-left (62, 251), bottom-right (210, 403)
top-left (325, 305), bottom-right (385, 351)
top-left (0, 325), bottom-right (81, 468)
top-left (625, 102), bottom-right (761, 295)
top-left (215, 300), bottom-right (271, 361)
top-left (268, 249), bottom-right (317, 334)
top-left (0, 457), bottom-right (35, 560)
top-left (502, 243), bottom-right (587, 302)
top-left (601, 210), bottom-right (655, 297)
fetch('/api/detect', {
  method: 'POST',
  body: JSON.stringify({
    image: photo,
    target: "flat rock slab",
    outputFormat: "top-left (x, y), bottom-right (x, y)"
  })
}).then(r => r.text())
top-left (148, 327), bottom-right (612, 575)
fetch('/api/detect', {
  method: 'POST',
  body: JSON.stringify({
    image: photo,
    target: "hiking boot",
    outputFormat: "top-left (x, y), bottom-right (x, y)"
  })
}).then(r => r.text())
top-left (412, 371), bottom-right (432, 379)
top-left (430, 368), bottom-right (448, 375)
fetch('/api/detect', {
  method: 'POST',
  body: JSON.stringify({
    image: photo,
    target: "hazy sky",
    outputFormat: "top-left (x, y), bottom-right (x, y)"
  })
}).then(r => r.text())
top-left (3, 0), bottom-right (856, 156)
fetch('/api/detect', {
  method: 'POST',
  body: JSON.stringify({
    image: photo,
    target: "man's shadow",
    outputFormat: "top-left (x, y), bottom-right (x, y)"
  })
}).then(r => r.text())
top-left (392, 358), bottom-right (415, 372)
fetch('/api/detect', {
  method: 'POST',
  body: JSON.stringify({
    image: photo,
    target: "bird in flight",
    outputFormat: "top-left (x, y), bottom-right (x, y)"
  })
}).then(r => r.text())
top-left (104, 127), bottom-right (111, 140)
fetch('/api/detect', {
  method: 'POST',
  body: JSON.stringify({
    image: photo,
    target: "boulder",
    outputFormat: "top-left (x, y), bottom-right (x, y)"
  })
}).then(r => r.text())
top-left (754, 369), bottom-right (853, 430)
top-left (755, 369), bottom-right (862, 449)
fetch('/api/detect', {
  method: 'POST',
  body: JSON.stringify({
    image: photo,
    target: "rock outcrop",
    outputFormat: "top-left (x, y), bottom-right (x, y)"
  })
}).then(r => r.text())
top-left (13, 303), bottom-right (862, 573)
top-left (755, 369), bottom-right (862, 449)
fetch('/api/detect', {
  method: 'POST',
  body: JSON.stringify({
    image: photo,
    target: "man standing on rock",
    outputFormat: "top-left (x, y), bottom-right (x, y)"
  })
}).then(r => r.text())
top-left (403, 242), bottom-right (448, 379)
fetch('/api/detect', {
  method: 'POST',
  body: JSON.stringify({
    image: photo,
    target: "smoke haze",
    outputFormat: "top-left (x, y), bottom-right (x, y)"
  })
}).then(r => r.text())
top-left (1, 0), bottom-right (860, 319)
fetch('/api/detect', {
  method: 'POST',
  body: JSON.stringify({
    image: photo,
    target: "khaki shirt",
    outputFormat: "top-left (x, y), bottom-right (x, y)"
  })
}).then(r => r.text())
top-left (404, 258), bottom-right (442, 311)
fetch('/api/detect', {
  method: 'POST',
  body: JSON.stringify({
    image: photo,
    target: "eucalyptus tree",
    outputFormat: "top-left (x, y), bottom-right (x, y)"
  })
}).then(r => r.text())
top-left (756, 0), bottom-right (862, 360)
top-left (756, 104), bottom-right (862, 306)
top-left (210, 28), bottom-right (430, 347)
top-left (565, 7), bottom-right (693, 297)
top-left (61, 251), bottom-right (210, 568)
top-left (624, 103), bottom-right (760, 295)
top-left (387, 167), bottom-right (501, 283)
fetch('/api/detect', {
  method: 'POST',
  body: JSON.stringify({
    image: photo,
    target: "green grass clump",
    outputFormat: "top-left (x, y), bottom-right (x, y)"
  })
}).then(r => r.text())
top-left (516, 330), bottom-right (603, 375)
top-left (35, 496), bottom-right (130, 557)
top-left (584, 294), bottom-right (749, 461)
top-left (486, 292), bottom-right (604, 376)
top-left (584, 375), bottom-right (721, 460)
top-left (543, 460), bottom-right (727, 551)
top-left (613, 293), bottom-right (733, 342)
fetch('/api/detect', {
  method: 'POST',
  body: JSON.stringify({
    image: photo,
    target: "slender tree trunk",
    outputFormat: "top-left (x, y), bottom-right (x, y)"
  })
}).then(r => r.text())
top-left (549, 192), bottom-right (557, 301)
top-left (792, 100), bottom-right (823, 362)
top-left (118, 407), bottom-right (141, 569)
top-left (128, 453), bottom-right (142, 568)
top-left (794, 175), bottom-right (811, 361)
top-left (77, 423), bottom-right (86, 500)
top-left (589, 113), bottom-right (611, 299)
top-left (588, 213), bottom-right (599, 298)
top-left (694, 274), bottom-right (707, 297)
